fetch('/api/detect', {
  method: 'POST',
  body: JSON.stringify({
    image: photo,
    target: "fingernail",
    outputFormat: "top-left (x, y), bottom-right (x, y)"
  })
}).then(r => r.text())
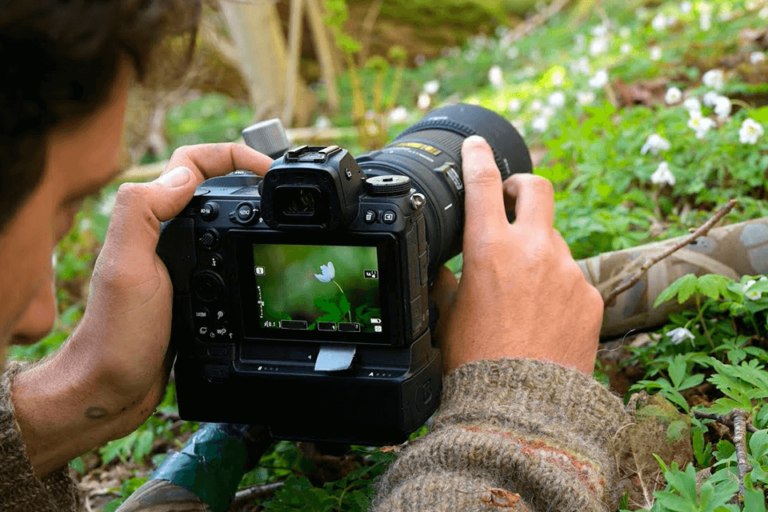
top-left (156, 167), bottom-right (191, 188)
top-left (464, 135), bottom-right (487, 146)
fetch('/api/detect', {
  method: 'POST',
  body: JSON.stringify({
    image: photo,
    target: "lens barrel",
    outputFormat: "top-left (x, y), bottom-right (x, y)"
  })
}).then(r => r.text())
top-left (356, 104), bottom-right (532, 279)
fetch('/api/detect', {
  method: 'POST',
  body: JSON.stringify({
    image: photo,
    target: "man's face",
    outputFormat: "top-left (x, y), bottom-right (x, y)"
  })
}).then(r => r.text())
top-left (0, 63), bottom-right (130, 353)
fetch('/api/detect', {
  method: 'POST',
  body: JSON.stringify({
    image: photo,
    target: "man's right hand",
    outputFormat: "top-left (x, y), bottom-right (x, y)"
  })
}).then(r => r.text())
top-left (432, 135), bottom-right (603, 375)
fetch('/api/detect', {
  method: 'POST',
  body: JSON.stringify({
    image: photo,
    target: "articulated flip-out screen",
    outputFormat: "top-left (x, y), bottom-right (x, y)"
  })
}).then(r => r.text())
top-left (251, 244), bottom-right (383, 334)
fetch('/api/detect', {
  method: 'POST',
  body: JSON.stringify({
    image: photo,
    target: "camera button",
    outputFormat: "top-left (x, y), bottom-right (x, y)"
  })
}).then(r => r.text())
top-left (207, 254), bottom-right (223, 270)
top-left (382, 210), bottom-right (397, 224)
top-left (364, 210), bottom-right (377, 224)
top-left (235, 202), bottom-right (258, 224)
top-left (199, 202), bottom-right (219, 221)
top-left (194, 308), bottom-right (210, 321)
top-left (192, 271), bottom-right (224, 302)
top-left (199, 229), bottom-right (220, 249)
top-left (204, 364), bottom-right (229, 380)
top-left (207, 347), bottom-right (228, 357)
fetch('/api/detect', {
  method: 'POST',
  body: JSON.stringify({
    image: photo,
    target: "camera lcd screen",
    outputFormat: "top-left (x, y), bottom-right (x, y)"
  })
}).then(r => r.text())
top-left (251, 244), bottom-right (383, 334)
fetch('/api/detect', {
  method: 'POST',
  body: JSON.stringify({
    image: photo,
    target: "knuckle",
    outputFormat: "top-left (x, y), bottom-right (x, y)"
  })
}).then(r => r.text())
top-left (114, 182), bottom-right (149, 207)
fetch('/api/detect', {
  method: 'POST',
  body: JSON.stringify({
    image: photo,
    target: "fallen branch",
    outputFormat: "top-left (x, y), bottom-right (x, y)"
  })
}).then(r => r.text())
top-left (693, 410), bottom-right (757, 434)
top-left (731, 409), bottom-right (751, 505)
top-left (501, 0), bottom-right (572, 47)
top-left (231, 481), bottom-right (285, 508)
top-left (604, 199), bottom-right (738, 308)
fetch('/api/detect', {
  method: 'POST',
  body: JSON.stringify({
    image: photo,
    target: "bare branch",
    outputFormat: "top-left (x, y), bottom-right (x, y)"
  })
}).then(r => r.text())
top-left (231, 481), bottom-right (285, 508)
top-left (731, 409), bottom-right (751, 505)
top-left (693, 410), bottom-right (758, 434)
top-left (500, 0), bottom-right (572, 47)
top-left (604, 199), bottom-right (738, 308)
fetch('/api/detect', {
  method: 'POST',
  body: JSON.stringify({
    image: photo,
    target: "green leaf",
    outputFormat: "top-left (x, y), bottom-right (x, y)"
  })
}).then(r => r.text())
top-left (669, 355), bottom-right (687, 388)
top-left (654, 274), bottom-right (697, 308)
top-left (677, 274), bottom-right (699, 304)
top-left (339, 294), bottom-right (351, 316)
top-left (697, 274), bottom-right (731, 301)
top-left (750, 106), bottom-right (768, 123)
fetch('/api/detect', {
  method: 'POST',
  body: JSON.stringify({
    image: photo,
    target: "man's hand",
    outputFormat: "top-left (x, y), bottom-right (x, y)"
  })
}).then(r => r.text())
top-left (432, 136), bottom-right (603, 375)
top-left (13, 144), bottom-right (272, 476)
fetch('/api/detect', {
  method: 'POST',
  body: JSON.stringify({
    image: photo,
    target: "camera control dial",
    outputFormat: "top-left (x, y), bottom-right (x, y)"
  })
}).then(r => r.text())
top-left (192, 271), bottom-right (225, 302)
top-left (366, 175), bottom-right (411, 196)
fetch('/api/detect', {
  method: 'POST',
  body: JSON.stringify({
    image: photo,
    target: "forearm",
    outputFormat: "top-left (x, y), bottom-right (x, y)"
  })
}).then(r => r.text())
top-left (11, 335), bottom-right (144, 476)
top-left (371, 359), bottom-right (630, 511)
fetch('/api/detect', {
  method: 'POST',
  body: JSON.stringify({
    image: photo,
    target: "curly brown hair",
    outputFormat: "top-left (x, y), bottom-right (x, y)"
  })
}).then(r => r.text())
top-left (0, 0), bottom-right (201, 231)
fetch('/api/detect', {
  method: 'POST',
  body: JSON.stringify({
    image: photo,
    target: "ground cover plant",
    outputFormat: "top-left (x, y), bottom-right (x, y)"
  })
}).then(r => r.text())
top-left (9, 0), bottom-right (768, 509)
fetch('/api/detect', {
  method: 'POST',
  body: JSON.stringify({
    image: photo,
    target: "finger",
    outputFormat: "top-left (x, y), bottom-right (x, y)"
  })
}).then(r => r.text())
top-left (461, 136), bottom-right (509, 238)
top-left (502, 174), bottom-right (555, 230)
top-left (163, 143), bottom-right (273, 187)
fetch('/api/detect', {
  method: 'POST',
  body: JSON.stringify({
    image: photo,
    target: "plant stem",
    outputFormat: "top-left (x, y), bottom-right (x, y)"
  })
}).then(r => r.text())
top-left (332, 280), bottom-right (352, 322)
top-left (696, 295), bottom-right (715, 350)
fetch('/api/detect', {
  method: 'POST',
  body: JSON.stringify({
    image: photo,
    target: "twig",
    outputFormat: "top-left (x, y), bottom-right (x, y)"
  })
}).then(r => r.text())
top-left (604, 199), bottom-right (738, 307)
top-left (231, 481), bottom-right (285, 508)
top-left (731, 409), bottom-right (751, 504)
top-left (693, 410), bottom-right (758, 433)
top-left (500, 0), bottom-right (572, 47)
top-left (358, 0), bottom-right (384, 63)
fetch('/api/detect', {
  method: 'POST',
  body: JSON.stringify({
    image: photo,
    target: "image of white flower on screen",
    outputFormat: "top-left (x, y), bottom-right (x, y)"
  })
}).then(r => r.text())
top-left (702, 69), bottom-right (724, 90)
top-left (713, 96), bottom-right (731, 120)
top-left (488, 65), bottom-right (504, 89)
top-left (588, 69), bottom-right (608, 89)
top-left (665, 87), bottom-right (682, 105)
top-left (641, 134), bottom-right (671, 155)
top-left (688, 114), bottom-right (716, 139)
top-left (666, 327), bottom-right (695, 345)
top-left (314, 262), bottom-right (335, 283)
top-left (740, 118), bottom-right (764, 145)
top-left (651, 161), bottom-right (675, 186)
top-left (423, 80), bottom-right (440, 95)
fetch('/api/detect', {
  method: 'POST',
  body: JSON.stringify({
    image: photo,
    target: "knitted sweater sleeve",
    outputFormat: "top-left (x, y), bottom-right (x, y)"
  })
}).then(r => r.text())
top-left (370, 359), bottom-right (630, 512)
top-left (0, 361), bottom-right (79, 512)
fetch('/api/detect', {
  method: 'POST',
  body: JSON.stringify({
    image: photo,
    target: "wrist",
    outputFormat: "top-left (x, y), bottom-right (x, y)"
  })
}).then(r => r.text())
top-left (11, 339), bottom-right (134, 476)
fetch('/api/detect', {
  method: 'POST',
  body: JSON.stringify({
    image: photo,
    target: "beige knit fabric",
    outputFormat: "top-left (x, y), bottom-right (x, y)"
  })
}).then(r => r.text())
top-left (371, 359), bottom-right (630, 511)
top-left (0, 361), bottom-right (78, 512)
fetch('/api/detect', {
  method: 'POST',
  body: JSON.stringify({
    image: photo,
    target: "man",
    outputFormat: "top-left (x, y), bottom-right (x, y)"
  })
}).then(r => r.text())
top-left (0, 1), bottom-right (626, 511)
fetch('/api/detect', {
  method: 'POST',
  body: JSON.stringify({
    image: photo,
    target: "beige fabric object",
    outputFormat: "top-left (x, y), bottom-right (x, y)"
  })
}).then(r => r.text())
top-left (579, 217), bottom-right (768, 339)
top-left (371, 359), bottom-right (630, 512)
top-left (0, 362), bottom-right (78, 512)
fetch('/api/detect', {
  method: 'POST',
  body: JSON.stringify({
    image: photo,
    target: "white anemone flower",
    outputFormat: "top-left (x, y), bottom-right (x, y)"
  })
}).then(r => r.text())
top-left (423, 80), bottom-right (440, 95)
top-left (388, 106), bottom-right (409, 124)
top-left (703, 91), bottom-right (720, 107)
top-left (651, 13), bottom-right (667, 31)
top-left (713, 96), bottom-right (732, 120)
top-left (702, 69), bottom-right (724, 90)
top-left (508, 98), bottom-right (522, 113)
top-left (761, 7), bottom-right (768, 19)
top-left (417, 92), bottom-right (431, 110)
top-left (684, 97), bottom-right (702, 114)
top-left (651, 161), bottom-right (675, 186)
top-left (681, 1), bottom-right (693, 14)
top-left (488, 65), bottom-right (504, 89)
top-left (532, 116), bottom-right (549, 133)
top-left (530, 99), bottom-right (544, 111)
top-left (506, 47), bottom-right (520, 60)
top-left (650, 46), bottom-right (662, 61)
top-left (641, 134), bottom-right (671, 155)
top-left (548, 91), bottom-right (566, 108)
top-left (700, 14), bottom-right (712, 31)
top-left (751, 52), bottom-right (766, 64)
top-left (589, 37), bottom-right (609, 57)
top-left (588, 69), bottom-right (609, 89)
top-left (743, 276), bottom-right (767, 300)
top-left (576, 91), bottom-right (596, 106)
top-left (665, 87), bottom-right (682, 105)
top-left (740, 118), bottom-right (764, 145)
top-left (666, 327), bottom-right (695, 345)
top-left (619, 26), bottom-right (631, 39)
top-left (573, 57), bottom-right (591, 76)
top-left (688, 114), bottom-right (716, 139)
top-left (620, 43), bottom-right (632, 55)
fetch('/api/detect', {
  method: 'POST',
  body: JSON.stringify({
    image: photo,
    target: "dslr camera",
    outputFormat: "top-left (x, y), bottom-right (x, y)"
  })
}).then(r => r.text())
top-left (157, 104), bottom-right (532, 445)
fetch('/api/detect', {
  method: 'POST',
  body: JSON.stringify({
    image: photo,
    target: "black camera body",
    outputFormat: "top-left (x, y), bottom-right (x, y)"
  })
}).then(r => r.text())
top-left (158, 104), bottom-right (532, 445)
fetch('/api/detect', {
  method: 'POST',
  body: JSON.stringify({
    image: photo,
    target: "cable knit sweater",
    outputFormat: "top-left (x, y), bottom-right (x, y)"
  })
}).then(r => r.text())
top-left (0, 359), bottom-right (629, 512)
